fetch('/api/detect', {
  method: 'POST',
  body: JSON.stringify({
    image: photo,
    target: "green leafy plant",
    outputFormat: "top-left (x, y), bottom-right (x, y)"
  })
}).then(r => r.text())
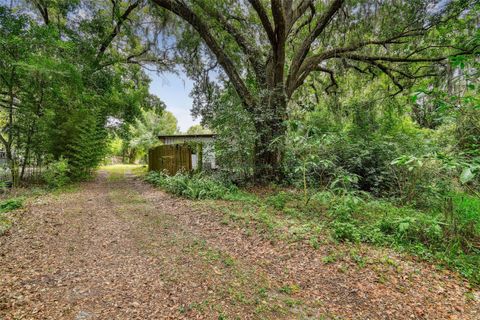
top-left (43, 158), bottom-right (70, 188)
top-left (331, 222), bottom-right (360, 243)
top-left (145, 171), bottom-right (241, 200)
top-left (266, 192), bottom-right (292, 210)
top-left (0, 198), bottom-right (23, 213)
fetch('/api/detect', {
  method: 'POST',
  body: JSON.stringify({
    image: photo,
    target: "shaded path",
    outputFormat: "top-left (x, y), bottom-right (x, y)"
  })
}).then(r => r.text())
top-left (1, 169), bottom-right (479, 319)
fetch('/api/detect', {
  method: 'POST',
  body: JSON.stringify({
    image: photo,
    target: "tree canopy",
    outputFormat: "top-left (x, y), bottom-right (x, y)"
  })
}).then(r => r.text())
top-left (150, 0), bottom-right (478, 180)
top-left (0, 1), bottom-right (168, 182)
top-left (1, 0), bottom-right (478, 184)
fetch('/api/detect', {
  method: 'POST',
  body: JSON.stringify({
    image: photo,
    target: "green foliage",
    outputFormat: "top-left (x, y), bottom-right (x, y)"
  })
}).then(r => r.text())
top-left (107, 137), bottom-right (124, 157)
top-left (43, 158), bottom-right (71, 188)
top-left (67, 113), bottom-right (107, 179)
top-left (0, 197), bottom-right (23, 234)
top-left (266, 192), bottom-right (292, 210)
top-left (186, 125), bottom-right (211, 134)
top-left (201, 86), bottom-right (256, 183)
top-left (0, 197), bottom-right (23, 213)
top-left (390, 154), bottom-right (454, 208)
top-left (285, 190), bottom-right (480, 284)
top-left (145, 171), bottom-right (240, 200)
top-left (444, 194), bottom-right (480, 249)
top-left (129, 109), bottom-right (178, 153)
top-left (0, 213), bottom-right (12, 235)
top-left (217, 183), bottom-right (479, 284)
top-left (332, 222), bottom-right (360, 243)
top-left (285, 93), bottom-right (469, 211)
top-left (377, 215), bottom-right (443, 245)
top-left (0, 4), bottom-right (161, 183)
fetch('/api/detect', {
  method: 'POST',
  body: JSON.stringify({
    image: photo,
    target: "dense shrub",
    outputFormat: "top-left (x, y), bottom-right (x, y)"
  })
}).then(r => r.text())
top-left (285, 114), bottom-right (457, 210)
top-left (66, 112), bottom-right (108, 180)
top-left (444, 194), bottom-right (480, 250)
top-left (389, 154), bottom-right (454, 209)
top-left (377, 215), bottom-right (443, 245)
top-left (145, 171), bottom-right (241, 200)
top-left (43, 158), bottom-right (71, 188)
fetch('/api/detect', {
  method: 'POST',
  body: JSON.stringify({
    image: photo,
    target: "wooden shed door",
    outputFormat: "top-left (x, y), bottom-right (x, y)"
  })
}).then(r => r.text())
top-left (148, 145), bottom-right (192, 175)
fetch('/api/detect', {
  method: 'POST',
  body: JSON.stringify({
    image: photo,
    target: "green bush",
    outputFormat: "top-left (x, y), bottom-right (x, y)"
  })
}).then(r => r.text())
top-left (43, 158), bottom-right (71, 188)
top-left (145, 171), bottom-right (240, 200)
top-left (389, 154), bottom-right (454, 209)
top-left (317, 192), bottom-right (448, 248)
top-left (378, 215), bottom-right (443, 245)
top-left (299, 190), bottom-right (480, 284)
top-left (285, 112), bottom-right (454, 208)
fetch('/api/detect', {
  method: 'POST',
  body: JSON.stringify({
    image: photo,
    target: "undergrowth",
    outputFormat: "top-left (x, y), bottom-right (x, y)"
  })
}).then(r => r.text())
top-left (263, 190), bottom-right (480, 285)
top-left (145, 171), bottom-right (480, 286)
top-left (0, 197), bottom-right (24, 213)
top-left (145, 171), bottom-right (254, 201)
top-left (0, 197), bottom-right (24, 235)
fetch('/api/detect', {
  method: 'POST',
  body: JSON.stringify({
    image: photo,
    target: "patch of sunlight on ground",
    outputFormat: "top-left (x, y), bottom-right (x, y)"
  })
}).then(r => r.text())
top-left (99, 164), bottom-right (147, 177)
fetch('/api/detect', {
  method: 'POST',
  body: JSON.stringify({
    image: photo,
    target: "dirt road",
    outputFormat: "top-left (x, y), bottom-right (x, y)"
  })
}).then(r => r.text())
top-left (1, 169), bottom-right (478, 319)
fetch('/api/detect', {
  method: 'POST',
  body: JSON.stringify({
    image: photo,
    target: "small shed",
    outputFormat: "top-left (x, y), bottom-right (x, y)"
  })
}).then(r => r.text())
top-left (148, 134), bottom-right (216, 175)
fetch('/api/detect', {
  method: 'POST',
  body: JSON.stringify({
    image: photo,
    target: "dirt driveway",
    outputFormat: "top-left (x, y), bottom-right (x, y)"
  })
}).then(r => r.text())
top-left (1, 169), bottom-right (479, 319)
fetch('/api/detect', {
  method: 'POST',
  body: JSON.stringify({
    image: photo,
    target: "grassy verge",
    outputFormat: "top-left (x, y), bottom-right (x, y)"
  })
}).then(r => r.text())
top-left (218, 190), bottom-right (480, 286)
top-left (99, 164), bottom-right (147, 180)
top-left (144, 171), bottom-right (480, 286)
top-left (100, 164), bottom-right (148, 182)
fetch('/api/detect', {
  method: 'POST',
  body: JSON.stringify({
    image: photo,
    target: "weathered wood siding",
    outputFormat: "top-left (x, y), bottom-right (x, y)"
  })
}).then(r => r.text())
top-left (148, 145), bottom-right (192, 175)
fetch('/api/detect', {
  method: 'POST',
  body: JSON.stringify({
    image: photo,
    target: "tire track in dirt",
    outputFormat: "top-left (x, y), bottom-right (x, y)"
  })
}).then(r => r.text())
top-left (1, 170), bottom-right (479, 319)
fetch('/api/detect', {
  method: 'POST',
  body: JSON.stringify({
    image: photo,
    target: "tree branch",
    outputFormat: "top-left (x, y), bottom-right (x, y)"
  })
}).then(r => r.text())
top-left (315, 66), bottom-right (338, 93)
top-left (195, 3), bottom-right (266, 84)
top-left (290, 1), bottom-right (315, 38)
top-left (289, 0), bottom-right (314, 28)
top-left (96, 0), bottom-right (141, 61)
top-left (32, 0), bottom-right (49, 25)
top-left (247, 0), bottom-right (276, 46)
top-left (287, 0), bottom-right (344, 94)
top-left (271, 0), bottom-right (287, 86)
top-left (151, 0), bottom-right (254, 108)
top-left (341, 52), bottom-right (460, 63)
top-left (295, 30), bottom-right (427, 84)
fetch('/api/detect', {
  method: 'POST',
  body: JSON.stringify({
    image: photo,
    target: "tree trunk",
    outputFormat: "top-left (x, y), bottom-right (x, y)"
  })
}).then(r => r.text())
top-left (6, 69), bottom-right (17, 186)
top-left (252, 89), bottom-right (287, 183)
top-left (20, 142), bottom-right (30, 181)
top-left (2, 143), bottom-right (18, 187)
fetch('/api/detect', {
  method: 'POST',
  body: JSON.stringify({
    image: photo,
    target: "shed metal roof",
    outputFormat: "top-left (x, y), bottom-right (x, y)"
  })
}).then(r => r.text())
top-left (157, 134), bottom-right (216, 139)
top-left (158, 134), bottom-right (216, 145)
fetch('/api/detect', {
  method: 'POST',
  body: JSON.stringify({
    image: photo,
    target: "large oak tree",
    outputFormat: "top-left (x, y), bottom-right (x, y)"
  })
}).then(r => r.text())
top-left (150, 0), bottom-right (477, 180)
